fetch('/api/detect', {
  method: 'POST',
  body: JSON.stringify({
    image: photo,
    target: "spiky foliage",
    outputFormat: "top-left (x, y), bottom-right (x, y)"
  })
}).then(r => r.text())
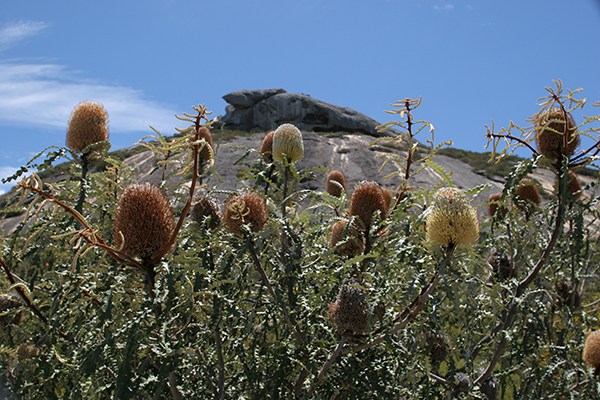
top-left (326, 170), bottom-right (347, 197)
top-left (534, 108), bottom-right (579, 161)
top-left (425, 187), bottom-right (479, 248)
top-left (327, 278), bottom-right (368, 334)
top-left (66, 101), bottom-right (109, 155)
top-left (223, 191), bottom-right (269, 235)
top-left (347, 181), bottom-right (388, 230)
top-left (272, 123), bottom-right (304, 164)
top-left (112, 182), bottom-right (175, 264)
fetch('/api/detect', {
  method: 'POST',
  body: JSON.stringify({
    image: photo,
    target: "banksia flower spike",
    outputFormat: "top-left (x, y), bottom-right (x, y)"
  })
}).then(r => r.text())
top-left (347, 181), bottom-right (388, 231)
top-left (583, 330), bottom-right (600, 375)
top-left (259, 130), bottom-right (275, 163)
top-left (329, 220), bottom-right (364, 257)
top-left (326, 170), bottom-right (347, 197)
top-left (534, 107), bottom-right (579, 161)
top-left (223, 191), bottom-right (269, 236)
top-left (515, 179), bottom-right (541, 209)
top-left (113, 182), bottom-right (175, 265)
top-left (272, 123), bottom-right (304, 164)
top-left (66, 101), bottom-right (109, 155)
top-left (425, 187), bottom-right (479, 249)
top-left (191, 126), bottom-right (214, 164)
top-left (327, 278), bottom-right (369, 335)
top-left (487, 193), bottom-right (505, 218)
top-left (381, 188), bottom-right (393, 209)
top-left (190, 195), bottom-right (222, 231)
top-left (563, 170), bottom-right (582, 199)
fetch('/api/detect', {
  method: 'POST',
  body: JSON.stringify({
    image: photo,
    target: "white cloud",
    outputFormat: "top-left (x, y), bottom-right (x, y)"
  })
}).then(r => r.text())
top-left (0, 61), bottom-right (177, 134)
top-left (0, 21), bottom-right (48, 51)
top-left (434, 4), bottom-right (454, 12)
top-left (0, 165), bottom-right (19, 194)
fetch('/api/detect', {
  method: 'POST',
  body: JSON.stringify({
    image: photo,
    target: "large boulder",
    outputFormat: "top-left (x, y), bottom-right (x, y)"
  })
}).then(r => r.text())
top-left (215, 89), bottom-right (389, 136)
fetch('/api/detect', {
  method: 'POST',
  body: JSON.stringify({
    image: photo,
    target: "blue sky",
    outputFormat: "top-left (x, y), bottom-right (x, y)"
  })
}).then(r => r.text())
top-left (1, 0), bottom-right (600, 194)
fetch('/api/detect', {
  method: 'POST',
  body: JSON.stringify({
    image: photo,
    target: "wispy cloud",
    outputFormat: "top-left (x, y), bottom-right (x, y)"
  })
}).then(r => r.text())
top-left (433, 4), bottom-right (454, 12)
top-left (0, 61), bottom-right (177, 134)
top-left (0, 21), bottom-right (48, 51)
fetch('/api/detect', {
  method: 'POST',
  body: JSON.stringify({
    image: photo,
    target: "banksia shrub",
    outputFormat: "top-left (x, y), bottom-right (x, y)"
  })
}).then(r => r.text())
top-left (326, 170), bottom-right (347, 197)
top-left (272, 123), bottom-right (304, 163)
top-left (329, 220), bottom-right (364, 257)
top-left (191, 126), bottom-right (214, 164)
top-left (259, 130), bottom-right (275, 163)
top-left (425, 187), bottom-right (479, 249)
top-left (66, 101), bottom-right (109, 155)
top-left (347, 181), bottom-right (388, 230)
top-left (327, 278), bottom-right (368, 335)
top-left (487, 193), bottom-right (505, 218)
top-left (583, 330), bottom-right (600, 375)
top-left (190, 195), bottom-right (222, 231)
top-left (515, 179), bottom-right (541, 209)
top-left (534, 108), bottom-right (579, 161)
top-left (223, 191), bottom-right (269, 236)
top-left (113, 182), bottom-right (175, 264)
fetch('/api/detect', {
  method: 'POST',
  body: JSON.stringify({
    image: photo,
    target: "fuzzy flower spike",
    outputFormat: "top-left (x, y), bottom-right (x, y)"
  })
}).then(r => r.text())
top-left (272, 123), bottom-right (304, 164)
top-left (66, 101), bottom-right (109, 155)
top-left (425, 187), bottom-right (479, 249)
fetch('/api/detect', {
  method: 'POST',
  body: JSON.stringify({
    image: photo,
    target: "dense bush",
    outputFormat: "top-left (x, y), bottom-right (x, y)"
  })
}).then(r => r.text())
top-left (1, 82), bottom-right (600, 399)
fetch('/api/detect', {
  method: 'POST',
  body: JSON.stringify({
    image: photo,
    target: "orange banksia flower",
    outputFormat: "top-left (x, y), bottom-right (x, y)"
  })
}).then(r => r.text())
top-left (272, 123), bottom-right (304, 163)
top-left (515, 179), bottom-right (541, 209)
top-left (259, 130), bottom-right (275, 163)
top-left (583, 330), bottom-right (600, 375)
top-left (66, 101), bottom-right (109, 155)
top-left (534, 108), bottom-right (579, 161)
top-left (191, 126), bottom-right (214, 164)
top-left (326, 171), bottom-right (347, 197)
top-left (348, 181), bottom-right (388, 230)
top-left (327, 278), bottom-right (368, 334)
top-left (425, 187), bottom-right (479, 248)
top-left (329, 220), bottom-right (364, 257)
top-left (113, 182), bottom-right (175, 264)
top-left (190, 195), bottom-right (222, 231)
top-left (223, 191), bottom-right (269, 235)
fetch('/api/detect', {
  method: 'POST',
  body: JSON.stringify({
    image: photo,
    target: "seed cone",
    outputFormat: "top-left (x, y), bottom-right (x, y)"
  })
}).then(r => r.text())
top-left (223, 191), bottom-right (269, 235)
top-left (583, 330), bottom-right (600, 374)
top-left (272, 123), bottom-right (304, 163)
top-left (326, 171), bottom-right (347, 197)
top-left (558, 170), bottom-right (583, 199)
top-left (534, 108), bottom-right (579, 161)
top-left (327, 278), bottom-right (368, 334)
top-left (347, 181), bottom-right (388, 230)
top-left (381, 188), bottom-right (393, 209)
top-left (259, 130), bottom-right (275, 163)
top-left (190, 195), bottom-right (222, 231)
top-left (66, 101), bottom-right (109, 155)
top-left (191, 126), bottom-right (214, 164)
top-left (113, 182), bottom-right (175, 264)
top-left (329, 220), bottom-right (364, 257)
top-left (515, 179), bottom-right (541, 209)
top-left (425, 187), bottom-right (479, 248)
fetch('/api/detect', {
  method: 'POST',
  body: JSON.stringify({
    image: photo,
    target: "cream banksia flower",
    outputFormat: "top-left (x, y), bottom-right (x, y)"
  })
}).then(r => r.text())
top-left (272, 123), bottom-right (304, 163)
top-left (425, 187), bottom-right (479, 248)
top-left (66, 101), bottom-right (109, 155)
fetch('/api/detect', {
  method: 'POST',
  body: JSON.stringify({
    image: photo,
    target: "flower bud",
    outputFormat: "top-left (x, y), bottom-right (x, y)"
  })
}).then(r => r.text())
top-left (425, 187), bottom-right (479, 248)
top-left (348, 181), bottom-right (388, 230)
top-left (66, 101), bottom-right (109, 155)
top-left (487, 192), bottom-right (506, 218)
top-left (326, 171), bottom-right (347, 197)
top-left (515, 179), bottom-right (541, 210)
top-left (223, 191), bottom-right (269, 235)
top-left (191, 126), bottom-right (214, 164)
top-left (272, 123), bottom-right (304, 163)
top-left (259, 130), bottom-right (275, 163)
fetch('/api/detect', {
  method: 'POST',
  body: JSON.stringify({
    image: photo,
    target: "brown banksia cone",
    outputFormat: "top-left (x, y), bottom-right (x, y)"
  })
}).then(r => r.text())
top-left (223, 191), bottom-right (269, 235)
top-left (583, 330), bottom-right (600, 375)
top-left (487, 193), bottom-right (506, 218)
top-left (554, 280), bottom-right (581, 309)
top-left (515, 179), bottom-right (541, 210)
top-left (426, 330), bottom-right (450, 364)
top-left (259, 130), bottom-right (275, 163)
top-left (190, 126), bottom-right (214, 164)
top-left (326, 170), bottom-right (347, 197)
top-left (487, 247), bottom-right (515, 281)
top-left (381, 188), bottom-right (393, 209)
top-left (190, 195), bottom-right (222, 231)
top-left (113, 182), bottom-right (175, 264)
top-left (66, 101), bottom-right (109, 155)
top-left (558, 170), bottom-right (582, 200)
top-left (327, 278), bottom-right (368, 335)
top-left (347, 181), bottom-right (388, 230)
top-left (534, 108), bottom-right (579, 161)
top-left (16, 344), bottom-right (39, 360)
top-left (329, 220), bottom-right (364, 257)
top-left (272, 123), bottom-right (304, 164)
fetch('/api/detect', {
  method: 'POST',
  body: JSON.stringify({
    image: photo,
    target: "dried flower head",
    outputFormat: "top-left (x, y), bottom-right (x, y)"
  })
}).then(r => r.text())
top-left (583, 330), bottom-right (600, 374)
top-left (515, 179), bottom-right (541, 209)
top-left (272, 123), bottom-right (304, 163)
top-left (259, 130), bottom-right (275, 163)
top-left (327, 278), bottom-right (368, 334)
top-left (348, 181), bottom-right (388, 230)
top-left (191, 126), bottom-right (214, 164)
top-left (534, 108), bottom-right (579, 161)
top-left (113, 182), bottom-right (175, 264)
top-left (329, 220), bottom-right (364, 257)
top-left (426, 330), bottom-right (450, 363)
top-left (425, 187), bottom-right (479, 248)
top-left (66, 101), bottom-right (109, 155)
top-left (326, 171), bottom-right (347, 197)
top-left (190, 195), bottom-right (222, 230)
top-left (487, 193), bottom-right (505, 218)
top-left (223, 191), bottom-right (269, 235)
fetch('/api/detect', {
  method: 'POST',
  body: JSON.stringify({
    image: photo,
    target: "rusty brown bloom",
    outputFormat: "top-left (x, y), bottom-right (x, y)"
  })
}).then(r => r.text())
top-left (534, 108), bottom-right (579, 161)
top-left (326, 171), bottom-right (347, 197)
top-left (327, 278), bottom-right (368, 334)
top-left (66, 101), bottom-right (109, 155)
top-left (347, 181), bottom-right (388, 230)
top-left (223, 191), bottom-right (269, 235)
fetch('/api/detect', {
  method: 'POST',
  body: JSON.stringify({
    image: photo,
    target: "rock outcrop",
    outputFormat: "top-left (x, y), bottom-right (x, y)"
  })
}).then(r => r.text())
top-left (215, 89), bottom-right (388, 136)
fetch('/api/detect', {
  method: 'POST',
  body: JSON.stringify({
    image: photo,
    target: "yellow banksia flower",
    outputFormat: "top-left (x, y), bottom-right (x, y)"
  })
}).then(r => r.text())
top-left (347, 181), bottom-right (388, 230)
top-left (534, 108), bottom-right (579, 161)
top-left (190, 195), bottom-right (222, 231)
top-left (326, 171), bottom-right (347, 197)
top-left (329, 220), bottom-right (364, 257)
top-left (327, 278), bottom-right (368, 334)
top-left (425, 187), bottom-right (479, 248)
top-left (113, 182), bottom-right (175, 264)
top-left (272, 123), bottom-right (304, 163)
top-left (259, 130), bottom-right (275, 163)
top-left (583, 330), bottom-right (600, 374)
top-left (223, 191), bottom-right (269, 235)
top-left (66, 101), bottom-right (109, 155)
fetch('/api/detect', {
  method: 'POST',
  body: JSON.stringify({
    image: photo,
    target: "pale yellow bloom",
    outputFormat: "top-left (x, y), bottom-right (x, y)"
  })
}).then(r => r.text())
top-left (272, 123), bottom-right (304, 163)
top-left (426, 187), bottom-right (479, 248)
